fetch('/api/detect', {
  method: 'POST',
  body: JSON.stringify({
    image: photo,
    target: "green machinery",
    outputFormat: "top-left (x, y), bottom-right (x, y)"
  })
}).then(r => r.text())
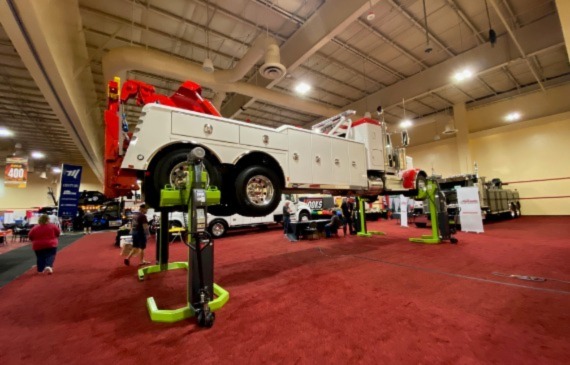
top-left (138, 147), bottom-right (229, 328)
top-left (354, 197), bottom-right (385, 238)
top-left (409, 179), bottom-right (458, 245)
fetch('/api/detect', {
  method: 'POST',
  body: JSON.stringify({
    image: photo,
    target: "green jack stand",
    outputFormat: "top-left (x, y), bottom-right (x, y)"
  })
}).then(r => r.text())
top-left (409, 180), bottom-right (441, 245)
top-left (356, 197), bottom-right (385, 237)
top-left (139, 154), bottom-right (229, 325)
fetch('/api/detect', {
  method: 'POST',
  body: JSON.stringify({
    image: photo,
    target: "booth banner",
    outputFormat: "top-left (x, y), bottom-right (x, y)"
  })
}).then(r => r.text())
top-left (57, 164), bottom-right (83, 218)
top-left (399, 195), bottom-right (409, 227)
top-left (4, 157), bottom-right (28, 188)
top-left (457, 187), bottom-right (484, 233)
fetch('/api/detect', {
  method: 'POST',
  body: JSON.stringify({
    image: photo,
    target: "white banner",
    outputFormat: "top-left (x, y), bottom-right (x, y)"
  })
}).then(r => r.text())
top-left (399, 195), bottom-right (409, 227)
top-left (457, 187), bottom-right (484, 233)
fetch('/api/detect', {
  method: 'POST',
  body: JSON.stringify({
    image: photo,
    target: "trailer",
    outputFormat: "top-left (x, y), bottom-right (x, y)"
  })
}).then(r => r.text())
top-left (415, 174), bottom-right (521, 226)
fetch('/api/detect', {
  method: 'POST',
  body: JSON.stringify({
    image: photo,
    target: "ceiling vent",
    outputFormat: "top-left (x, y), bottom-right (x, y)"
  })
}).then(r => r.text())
top-left (259, 43), bottom-right (286, 80)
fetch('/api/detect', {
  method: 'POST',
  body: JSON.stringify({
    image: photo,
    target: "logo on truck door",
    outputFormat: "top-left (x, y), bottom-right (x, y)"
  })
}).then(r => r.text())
top-left (304, 198), bottom-right (323, 210)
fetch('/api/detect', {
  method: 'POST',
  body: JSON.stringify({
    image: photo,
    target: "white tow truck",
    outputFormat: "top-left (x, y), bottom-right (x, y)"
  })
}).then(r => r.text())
top-left (105, 79), bottom-right (426, 217)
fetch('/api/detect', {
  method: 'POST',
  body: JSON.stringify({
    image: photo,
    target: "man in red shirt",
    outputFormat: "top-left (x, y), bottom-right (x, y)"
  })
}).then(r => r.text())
top-left (124, 204), bottom-right (151, 266)
top-left (28, 214), bottom-right (61, 274)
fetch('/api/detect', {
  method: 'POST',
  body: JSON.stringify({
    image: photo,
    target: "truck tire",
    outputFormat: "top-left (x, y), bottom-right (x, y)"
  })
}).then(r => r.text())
top-left (510, 203), bottom-right (518, 218)
top-left (208, 219), bottom-right (228, 238)
top-left (298, 211), bottom-right (311, 222)
top-left (145, 149), bottom-right (234, 216)
top-left (234, 165), bottom-right (282, 217)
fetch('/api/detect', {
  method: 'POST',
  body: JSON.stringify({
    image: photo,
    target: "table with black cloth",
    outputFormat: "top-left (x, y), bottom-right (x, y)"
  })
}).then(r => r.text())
top-left (286, 219), bottom-right (330, 241)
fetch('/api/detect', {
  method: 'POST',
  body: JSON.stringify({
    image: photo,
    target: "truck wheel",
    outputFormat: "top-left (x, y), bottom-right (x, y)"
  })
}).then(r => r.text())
top-left (509, 203), bottom-right (518, 218)
top-left (145, 149), bottom-right (222, 210)
top-left (235, 165), bottom-right (282, 217)
top-left (298, 211), bottom-right (310, 222)
top-left (208, 219), bottom-right (228, 238)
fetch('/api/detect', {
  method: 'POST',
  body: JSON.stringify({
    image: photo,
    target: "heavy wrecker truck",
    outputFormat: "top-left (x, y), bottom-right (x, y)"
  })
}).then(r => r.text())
top-left (104, 78), bottom-right (427, 217)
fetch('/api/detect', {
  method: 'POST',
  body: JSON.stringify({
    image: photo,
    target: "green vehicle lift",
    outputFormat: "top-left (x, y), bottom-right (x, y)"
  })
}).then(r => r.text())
top-left (409, 179), bottom-right (458, 245)
top-left (355, 197), bottom-right (385, 237)
top-left (138, 147), bottom-right (229, 327)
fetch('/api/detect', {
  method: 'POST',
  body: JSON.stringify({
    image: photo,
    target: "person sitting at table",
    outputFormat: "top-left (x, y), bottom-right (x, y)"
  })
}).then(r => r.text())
top-left (324, 213), bottom-right (342, 238)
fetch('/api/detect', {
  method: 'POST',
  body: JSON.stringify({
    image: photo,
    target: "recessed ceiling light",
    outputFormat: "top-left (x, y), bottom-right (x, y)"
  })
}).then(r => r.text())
top-left (52, 167), bottom-right (62, 173)
top-left (31, 151), bottom-right (45, 159)
top-left (453, 69), bottom-right (473, 82)
top-left (400, 119), bottom-right (413, 128)
top-left (294, 82), bottom-right (311, 94)
top-left (0, 127), bottom-right (13, 137)
top-left (505, 112), bottom-right (521, 122)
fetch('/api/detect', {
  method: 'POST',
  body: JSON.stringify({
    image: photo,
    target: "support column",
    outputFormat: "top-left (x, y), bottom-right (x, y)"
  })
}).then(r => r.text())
top-left (556, 0), bottom-right (570, 62)
top-left (453, 103), bottom-right (472, 174)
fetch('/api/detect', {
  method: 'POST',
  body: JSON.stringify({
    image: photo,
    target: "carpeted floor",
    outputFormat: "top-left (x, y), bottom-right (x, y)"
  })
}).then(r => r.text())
top-left (0, 216), bottom-right (568, 364)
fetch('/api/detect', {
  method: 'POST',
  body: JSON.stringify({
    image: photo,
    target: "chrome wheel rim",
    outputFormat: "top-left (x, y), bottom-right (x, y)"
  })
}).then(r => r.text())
top-left (417, 177), bottom-right (427, 190)
top-left (211, 223), bottom-right (225, 237)
top-left (245, 175), bottom-right (274, 207)
top-left (169, 162), bottom-right (188, 188)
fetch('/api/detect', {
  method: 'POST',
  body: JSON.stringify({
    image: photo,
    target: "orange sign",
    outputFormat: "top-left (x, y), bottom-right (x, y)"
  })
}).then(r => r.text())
top-left (4, 157), bottom-right (28, 188)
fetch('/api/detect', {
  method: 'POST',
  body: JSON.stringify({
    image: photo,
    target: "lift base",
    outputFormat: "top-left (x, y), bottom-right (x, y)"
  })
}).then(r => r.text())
top-left (146, 284), bottom-right (229, 323)
top-left (357, 231), bottom-right (385, 238)
top-left (138, 261), bottom-right (189, 281)
top-left (139, 261), bottom-right (229, 323)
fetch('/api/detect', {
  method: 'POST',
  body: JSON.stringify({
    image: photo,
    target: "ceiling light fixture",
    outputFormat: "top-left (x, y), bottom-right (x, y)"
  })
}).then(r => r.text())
top-left (400, 98), bottom-right (413, 129)
top-left (294, 82), bottom-right (311, 94)
top-left (52, 166), bottom-right (62, 173)
top-left (31, 151), bottom-right (45, 159)
top-left (366, 0), bottom-right (375, 21)
top-left (400, 119), bottom-right (413, 129)
top-left (0, 127), bottom-right (13, 137)
top-left (505, 112), bottom-right (521, 122)
top-left (453, 69), bottom-right (473, 82)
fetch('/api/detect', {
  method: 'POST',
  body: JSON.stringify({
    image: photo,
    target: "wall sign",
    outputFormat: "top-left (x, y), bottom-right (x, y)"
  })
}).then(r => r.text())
top-left (4, 157), bottom-right (28, 188)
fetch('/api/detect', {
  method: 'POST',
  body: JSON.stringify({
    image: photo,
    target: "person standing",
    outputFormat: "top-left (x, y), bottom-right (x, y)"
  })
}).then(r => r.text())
top-left (341, 197), bottom-right (354, 236)
top-left (83, 212), bottom-right (94, 234)
top-left (283, 201), bottom-right (292, 236)
top-left (124, 204), bottom-right (151, 266)
top-left (28, 214), bottom-right (61, 274)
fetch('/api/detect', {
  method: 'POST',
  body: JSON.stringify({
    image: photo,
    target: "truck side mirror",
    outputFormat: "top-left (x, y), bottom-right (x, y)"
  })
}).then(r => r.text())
top-left (402, 130), bottom-right (409, 146)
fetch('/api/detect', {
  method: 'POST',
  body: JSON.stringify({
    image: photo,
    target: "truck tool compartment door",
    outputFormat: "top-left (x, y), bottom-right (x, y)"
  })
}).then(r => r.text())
top-left (172, 112), bottom-right (239, 143)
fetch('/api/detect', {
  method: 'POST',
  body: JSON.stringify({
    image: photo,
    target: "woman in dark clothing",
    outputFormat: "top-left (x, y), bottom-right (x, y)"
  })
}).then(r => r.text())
top-left (28, 214), bottom-right (61, 274)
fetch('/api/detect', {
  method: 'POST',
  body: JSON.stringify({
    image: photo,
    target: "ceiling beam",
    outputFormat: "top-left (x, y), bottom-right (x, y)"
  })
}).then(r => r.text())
top-left (0, 0), bottom-right (104, 181)
top-left (343, 14), bottom-right (562, 117)
top-left (488, 0), bottom-right (545, 91)
top-left (221, 0), bottom-right (380, 119)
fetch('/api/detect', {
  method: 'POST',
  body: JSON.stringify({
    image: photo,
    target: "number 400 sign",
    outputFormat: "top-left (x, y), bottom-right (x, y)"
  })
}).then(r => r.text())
top-left (4, 157), bottom-right (28, 188)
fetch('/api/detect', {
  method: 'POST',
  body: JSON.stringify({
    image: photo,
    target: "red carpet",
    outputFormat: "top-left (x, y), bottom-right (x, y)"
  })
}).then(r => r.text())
top-left (0, 217), bottom-right (569, 364)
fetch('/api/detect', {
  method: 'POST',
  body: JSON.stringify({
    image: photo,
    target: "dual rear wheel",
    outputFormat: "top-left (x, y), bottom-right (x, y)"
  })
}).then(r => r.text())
top-left (144, 149), bottom-right (282, 217)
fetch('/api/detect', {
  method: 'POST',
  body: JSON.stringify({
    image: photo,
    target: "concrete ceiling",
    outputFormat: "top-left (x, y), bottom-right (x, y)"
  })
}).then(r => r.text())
top-left (0, 0), bottom-right (568, 183)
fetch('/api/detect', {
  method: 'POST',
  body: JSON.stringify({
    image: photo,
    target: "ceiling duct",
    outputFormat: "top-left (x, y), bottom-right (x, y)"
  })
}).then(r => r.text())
top-left (259, 43), bottom-right (286, 79)
top-left (103, 39), bottom-right (340, 118)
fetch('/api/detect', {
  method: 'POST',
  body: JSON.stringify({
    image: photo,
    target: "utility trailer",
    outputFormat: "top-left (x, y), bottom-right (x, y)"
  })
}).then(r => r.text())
top-left (415, 174), bottom-right (521, 226)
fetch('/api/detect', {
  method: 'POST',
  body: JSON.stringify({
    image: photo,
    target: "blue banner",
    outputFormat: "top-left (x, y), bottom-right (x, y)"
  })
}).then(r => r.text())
top-left (57, 164), bottom-right (83, 218)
